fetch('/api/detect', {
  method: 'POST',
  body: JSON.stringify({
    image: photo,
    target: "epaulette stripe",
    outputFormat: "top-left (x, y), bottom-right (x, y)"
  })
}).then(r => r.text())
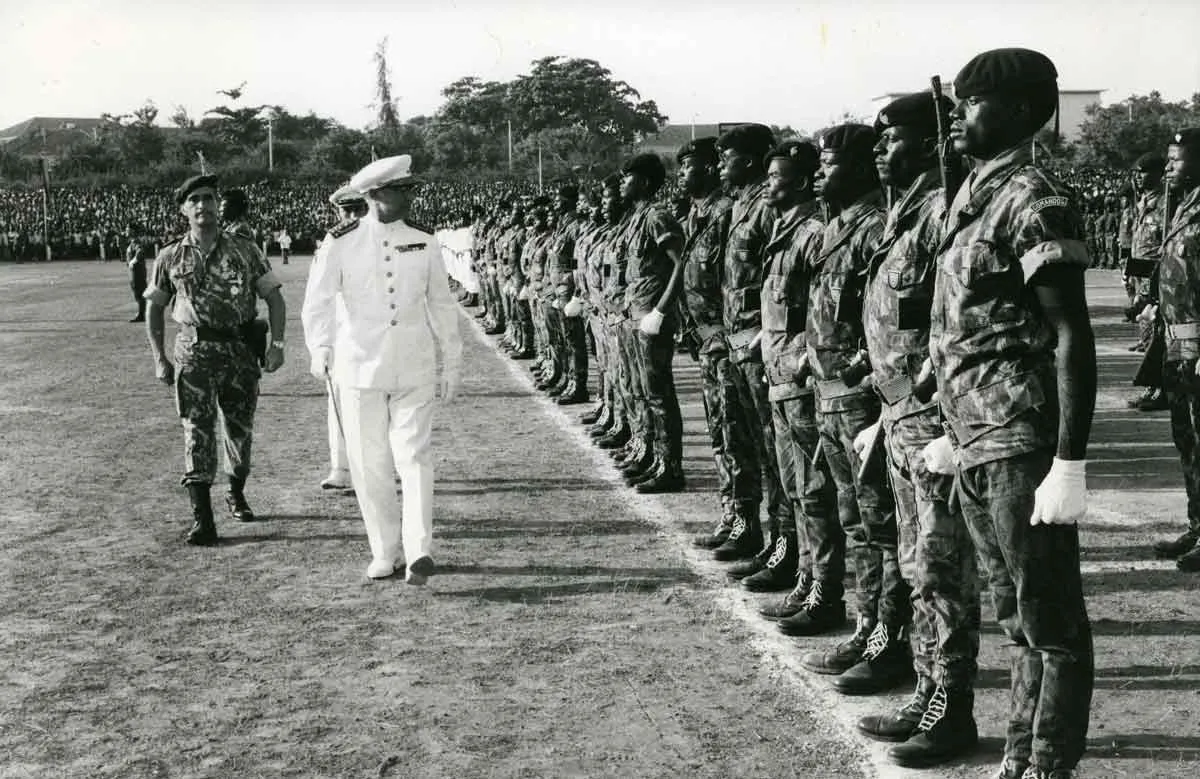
top-left (330, 218), bottom-right (360, 239)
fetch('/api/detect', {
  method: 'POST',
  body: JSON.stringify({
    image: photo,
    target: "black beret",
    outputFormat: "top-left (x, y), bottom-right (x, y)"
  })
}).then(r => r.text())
top-left (557, 183), bottom-right (579, 201)
top-left (875, 92), bottom-right (957, 139)
top-left (1133, 152), bottom-right (1166, 172)
top-left (601, 173), bottom-right (622, 190)
top-left (221, 188), bottom-right (249, 207)
top-left (1170, 128), bottom-right (1200, 151)
top-left (953, 47), bottom-right (1057, 99)
top-left (676, 136), bottom-right (720, 165)
top-left (818, 124), bottom-right (877, 160)
top-left (764, 140), bottom-right (820, 175)
top-left (174, 174), bottom-right (219, 204)
top-left (622, 153), bottom-right (667, 190)
top-left (716, 124), bottom-right (776, 159)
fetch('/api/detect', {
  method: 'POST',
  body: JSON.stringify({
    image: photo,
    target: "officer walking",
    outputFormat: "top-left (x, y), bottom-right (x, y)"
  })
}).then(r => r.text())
top-left (301, 155), bottom-right (463, 585)
top-left (144, 174), bottom-right (287, 546)
top-left (125, 224), bottom-right (152, 323)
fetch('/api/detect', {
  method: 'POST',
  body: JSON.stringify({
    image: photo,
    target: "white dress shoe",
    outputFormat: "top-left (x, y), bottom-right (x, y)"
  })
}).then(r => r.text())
top-left (405, 556), bottom-right (435, 586)
top-left (366, 559), bottom-right (396, 579)
top-left (321, 469), bottom-right (352, 490)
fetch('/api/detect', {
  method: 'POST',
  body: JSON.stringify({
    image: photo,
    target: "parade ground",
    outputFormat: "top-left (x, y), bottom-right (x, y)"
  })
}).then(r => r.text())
top-left (0, 260), bottom-right (1196, 779)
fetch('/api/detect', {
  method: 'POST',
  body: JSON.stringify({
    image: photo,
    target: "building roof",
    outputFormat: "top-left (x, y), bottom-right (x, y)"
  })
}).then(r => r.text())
top-left (0, 117), bottom-right (108, 144)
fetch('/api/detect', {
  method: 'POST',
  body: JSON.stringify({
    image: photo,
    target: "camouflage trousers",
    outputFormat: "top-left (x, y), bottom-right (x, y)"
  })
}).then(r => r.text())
top-left (589, 312), bottom-right (612, 405)
top-left (484, 270), bottom-right (505, 328)
top-left (173, 338), bottom-right (261, 486)
top-left (606, 315), bottom-right (635, 433)
top-left (632, 320), bottom-right (683, 463)
top-left (771, 391), bottom-right (832, 579)
top-left (698, 344), bottom-right (738, 510)
top-left (956, 449), bottom-right (1094, 772)
top-left (617, 319), bottom-right (648, 443)
top-left (1168, 390), bottom-right (1200, 534)
top-left (817, 399), bottom-right (903, 625)
top-left (883, 405), bottom-right (980, 690)
top-left (728, 358), bottom-right (792, 536)
top-left (559, 310), bottom-right (588, 388)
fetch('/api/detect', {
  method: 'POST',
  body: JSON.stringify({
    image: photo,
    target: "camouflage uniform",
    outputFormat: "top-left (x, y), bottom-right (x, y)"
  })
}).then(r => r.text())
top-left (806, 189), bottom-right (901, 626)
top-left (523, 227), bottom-right (553, 367)
top-left (547, 213), bottom-right (586, 396)
top-left (501, 224), bottom-right (529, 353)
top-left (1158, 185), bottom-right (1200, 540)
top-left (930, 144), bottom-right (1094, 771)
top-left (622, 201), bottom-right (686, 478)
top-left (1131, 188), bottom-right (1167, 346)
top-left (145, 232), bottom-right (280, 485)
top-left (584, 222), bottom-right (621, 432)
top-left (601, 213), bottom-right (635, 443)
top-left (761, 198), bottom-right (829, 581)
top-left (863, 170), bottom-right (980, 692)
top-left (682, 189), bottom-right (740, 518)
top-left (723, 179), bottom-right (793, 542)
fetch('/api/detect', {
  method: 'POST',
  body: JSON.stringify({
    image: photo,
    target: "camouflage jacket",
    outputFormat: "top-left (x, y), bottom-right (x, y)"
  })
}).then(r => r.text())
top-left (761, 199), bottom-right (824, 400)
top-left (600, 213), bottom-right (634, 318)
top-left (722, 179), bottom-right (778, 334)
top-left (863, 170), bottom-right (944, 421)
top-left (1158, 185), bottom-right (1200, 361)
top-left (577, 223), bottom-right (608, 309)
top-left (682, 188), bottom-right (734, 339)
top-left (500, 226), bottom-right (526, 280)
top-left (806, 189), bottom-right (886, 410)
top-left (622, 201), bottom-right (685, 320)
top-left (522, 229), bottom-right (552, 294)
top-left (1132, 189), bottom-right (1166, 260)
top-left (546, 214), bottom-right (583, 298)
top-left (930, 143), bottom-right (1090, 469)
top-left (145, 231), bottom-right (279, 333)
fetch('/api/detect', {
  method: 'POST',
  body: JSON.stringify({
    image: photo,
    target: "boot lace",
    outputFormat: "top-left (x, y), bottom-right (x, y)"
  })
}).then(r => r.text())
top-left (800, 581), bottom-right (823, 610)
top-left (860, 622), bottom-right (889, 661)
top-left (993, 758), bottom-right (1027, 779)
top-left (1020, 768), bottom-right (1075, 779)
top-left (765, 537), bottom-right (788, 568)
top-left (916, 684), bottom-right (947, 732)
top-left (727, 514), bottom-right (748, 540)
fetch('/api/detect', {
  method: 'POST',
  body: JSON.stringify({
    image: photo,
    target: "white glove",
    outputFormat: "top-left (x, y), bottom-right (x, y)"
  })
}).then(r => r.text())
top-left (639, 309), bottom-right (664, 336)
top-left (1030, 457), bottom-right (1087, 525)
top-left (853, 421), bottom-right (881, 456)
top-left (440, 371), bottom-right (461, 403)
top-left (1137, 304), bottom-right (1158, 323)
top-left (551, 298), bottom-right (562, 309)
top-left (563, 297), bottom-right (584, 318)
top-left (517, 285), bottom-right (530, 301)
top-left (921, 435), bottom-right (959, 475)
top-left (309, 348), bottom-right (332, 380)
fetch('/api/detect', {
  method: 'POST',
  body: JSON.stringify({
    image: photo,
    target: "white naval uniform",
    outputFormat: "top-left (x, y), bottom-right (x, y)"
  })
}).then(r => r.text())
top-left (301, 213), bottom-right (463, 567)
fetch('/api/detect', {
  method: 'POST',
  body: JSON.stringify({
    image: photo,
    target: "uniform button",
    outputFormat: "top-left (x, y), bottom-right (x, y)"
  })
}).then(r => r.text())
top-left (385, 256), bottom-right (391, 262)
top-left (383, 240), bottom-right (389, 247)
top-left (387, 287), bottom-right (394, 293)
top-left (390, 304), bottom-right (396, 309)
top-left (390, 320), bottom-right (397, 325)
top-left (386, 271), bottom-right (392, 278)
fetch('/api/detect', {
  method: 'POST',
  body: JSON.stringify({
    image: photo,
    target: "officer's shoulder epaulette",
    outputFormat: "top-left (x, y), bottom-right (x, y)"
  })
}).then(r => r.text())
top-left (155, 239), bottom-right (181, 259)
top-left (329, 218), bottom-right (361, 239)
top-left (407, 220), bottom-right (434, 236)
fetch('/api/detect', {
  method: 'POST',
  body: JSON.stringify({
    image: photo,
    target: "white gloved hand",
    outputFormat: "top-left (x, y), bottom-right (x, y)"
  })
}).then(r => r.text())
top-left (853, 421), bottom-right (881, 456)
top-left (1137, 304), bottom-right (1158, 323)
top-left (639, 308), bottom-right (665, 336)
top-left (563, 297), bottom-right (584, 318)
top-left (921, 435), bottom-right (959, 475)
top-left (517, 285), bottom-right (530, 301)
top-left (309, 348), bottom-right (332, 380)
top-left (440, 371), bottom-right (462, 403)
top-left (1030, 457), bottom-right (1087, 525)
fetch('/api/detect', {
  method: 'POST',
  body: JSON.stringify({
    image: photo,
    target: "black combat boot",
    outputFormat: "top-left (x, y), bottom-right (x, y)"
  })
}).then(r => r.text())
top-left (1177, 544), bottom-right (1200, 572)
top-left (595, 425), bottom-right (631, 450)
top-left (887, 685), bottom-right (979, 768)
top-left (832, 622), bottom-right (915, 694)
top-left (548, 371), bottom-right (572, 397)
top-left (580, 402), bottom-right (605, 426)
top-left (692, 504), bottom-right (735, 549)
top-left (857, 675), bottom-right (935, 743)
top-left (618, 438), bottom-right (653, 473)
top-left (725, 537), bottom-right (774, 580)
top-left (556, 380), bottom-right (589, 405)
top-left (776, 581), bottom-right (847, 636)
top-left (759, 570), bottom-right (813, 621)
top-left (225, 476), bottom-right (257, 522)
top-left (635, 462), bottom-right (684, 493)
top-left (1154, 530), bottom-right (1199, 559)
top-left (800, 615), bottom-right (874, 675)
top-left (712, 507), bottom-right (762, 562)
top-left (742, 533), bottom-right (800, 592)
top-left (186, 484), bottom-right (219, 546)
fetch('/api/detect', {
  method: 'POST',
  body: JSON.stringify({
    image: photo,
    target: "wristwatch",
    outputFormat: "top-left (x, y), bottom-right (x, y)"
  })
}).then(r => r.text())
top-left (271, 339), bottom-right (286, 350)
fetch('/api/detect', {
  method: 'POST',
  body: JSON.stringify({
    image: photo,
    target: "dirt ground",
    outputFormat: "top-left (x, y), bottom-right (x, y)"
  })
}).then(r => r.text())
top-left (0, 260), bottom-right (1195, 779)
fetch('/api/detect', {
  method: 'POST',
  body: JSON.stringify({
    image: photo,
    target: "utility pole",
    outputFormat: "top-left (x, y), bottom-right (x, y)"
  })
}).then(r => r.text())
top-left (267, 113), bottom-right (274, 172)
top-left (507, 120), bottom-right (513, 175)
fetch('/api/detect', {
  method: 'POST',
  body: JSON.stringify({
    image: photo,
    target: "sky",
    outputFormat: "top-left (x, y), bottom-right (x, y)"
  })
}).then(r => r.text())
top-left (3, 0), bottom-right (1200, 136)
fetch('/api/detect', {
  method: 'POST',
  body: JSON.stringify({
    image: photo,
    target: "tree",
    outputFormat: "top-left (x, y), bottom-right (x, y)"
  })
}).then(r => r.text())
top-left (1076, 92), bottom-right (1200, 168)
top-left (372, 37), bottom-right (401, 131)
top-left (169, 105), bottom-right (195, 129)
top-left (203, 104), bottom-right (269, 148)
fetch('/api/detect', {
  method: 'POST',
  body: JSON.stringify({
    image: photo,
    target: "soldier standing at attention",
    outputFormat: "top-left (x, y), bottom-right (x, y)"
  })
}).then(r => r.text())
top-left (125, 224), bottom-right (152, 323)
top-left (144, 175), bottom-right (287, 546)
top-left (1126, 153), bottom-right (1169, 411)
top-left (923, 48), bottom-right (1096, 779)
top-left (1154, 128), bottom-right (1200, 572)
top-left (853, 93), bottom-right (981, 767)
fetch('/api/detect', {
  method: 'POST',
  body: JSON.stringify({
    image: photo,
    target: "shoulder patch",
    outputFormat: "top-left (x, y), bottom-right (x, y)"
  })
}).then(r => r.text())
top-left (407, 220), bottom-right (434, 235)
top-left (1029, 196), bottom-right (1070, 213)
top-left (330, 218), bottom-right (360, 239)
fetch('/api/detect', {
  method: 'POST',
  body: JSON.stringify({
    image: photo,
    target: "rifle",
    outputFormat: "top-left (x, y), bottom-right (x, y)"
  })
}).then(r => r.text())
top-left (839, 347), bottom-right (873, 387)
top-left (856, 421), bottom-right (887, 484)
top-left (912, 356), bottom-right (938, 404)
top-left (1133, 325), bottom-right (1165, 389)
top-left (930, 76), bottom-right (963, 208)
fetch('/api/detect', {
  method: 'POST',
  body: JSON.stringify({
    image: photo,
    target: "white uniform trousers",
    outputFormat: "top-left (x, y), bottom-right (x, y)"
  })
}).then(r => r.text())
top-left (326, 381), bottom-right (350, 475)
top-left (340, 384), bottom-right (436, 565)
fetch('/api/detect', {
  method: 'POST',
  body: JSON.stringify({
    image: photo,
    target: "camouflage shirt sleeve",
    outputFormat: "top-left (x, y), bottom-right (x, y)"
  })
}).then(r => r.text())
top-left (247, 240), bottom-right (282, 298)
top-left (144, 245), bottom-right (177, 306)
top-left (646, 207), bottom-right (684, 253)
top-left (1012, 175), bottom-right (1091, 283)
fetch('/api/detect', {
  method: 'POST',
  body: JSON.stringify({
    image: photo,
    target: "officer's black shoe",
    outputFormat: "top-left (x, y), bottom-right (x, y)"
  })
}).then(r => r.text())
top-left (226, 478), bottom-right (257, 522)
top-left (186, 484), bottom-right (219, 546)
top-left (800, 615), bottom-right (874, 674)
top-left (726, 542), bottom-right (772, 580)
top-left (1177, 544), bottom-right (1200, 572)
top-left (887, 686), bottom-right (978, 768)
top-left (1154, 530), bottom-right (1199, 559)
top-left (129, 316), bottom-right (145, 323)
top-left (759, 571), bottom-right (814, 620)
top-left (692, 508), bottom-right (735, 550)
top-left (712, 512), bottom-right (761, 562)
top-left (634, 465), bottom-right (684, 494)
top-left (832, 622), bottom-right (915, 694)
top-left (595, 426), bottom-right (631, 450)
top-left (857, 675), bottom-right (936, 743)
top-left (580, 404), bottom-right (605, 426)
top-left (742, 535), bottom-right (800, 592)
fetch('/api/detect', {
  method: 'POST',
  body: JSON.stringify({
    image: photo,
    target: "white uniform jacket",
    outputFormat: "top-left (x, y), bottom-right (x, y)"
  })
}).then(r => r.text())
top-left (302, 214), bottom-right (463, 391)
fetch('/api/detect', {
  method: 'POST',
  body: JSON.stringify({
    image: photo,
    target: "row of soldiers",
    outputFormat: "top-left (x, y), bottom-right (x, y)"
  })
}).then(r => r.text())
top-left (463, 46), bottom-right (1196, 779)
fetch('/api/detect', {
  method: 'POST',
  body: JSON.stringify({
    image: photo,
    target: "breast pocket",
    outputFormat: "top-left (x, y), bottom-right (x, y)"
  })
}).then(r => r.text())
top-left (888, 258), bottom-right (932, 331)
top-left (761, 274), bottom-right (789, 331)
